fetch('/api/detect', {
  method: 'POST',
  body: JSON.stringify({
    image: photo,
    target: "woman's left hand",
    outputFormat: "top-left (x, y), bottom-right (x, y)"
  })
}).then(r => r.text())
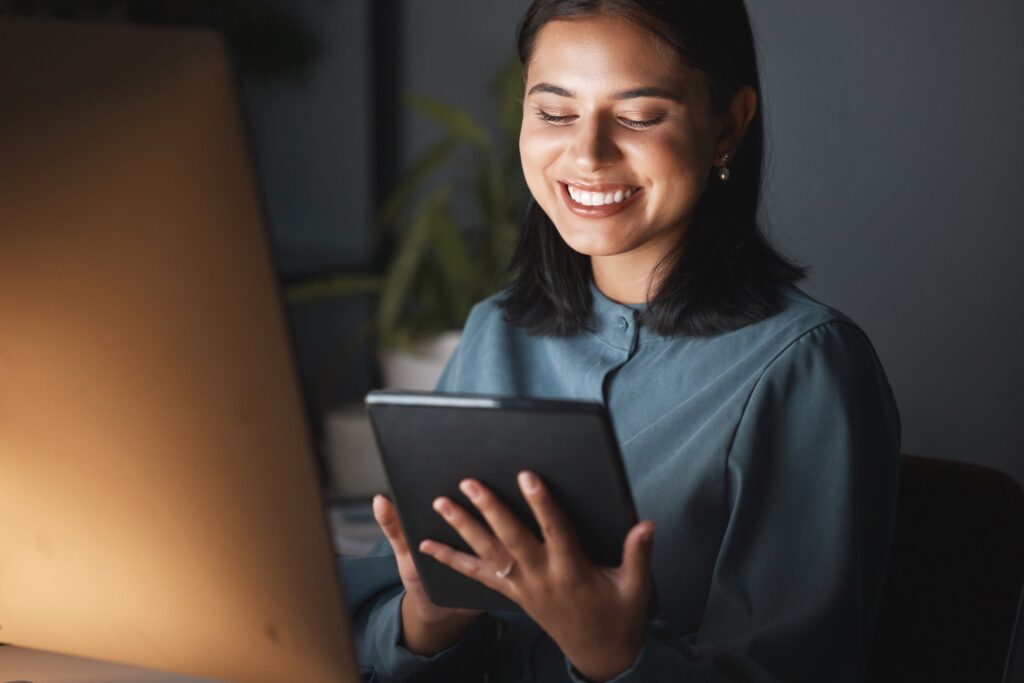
top-left (418, 471), bottom-right (655, 682)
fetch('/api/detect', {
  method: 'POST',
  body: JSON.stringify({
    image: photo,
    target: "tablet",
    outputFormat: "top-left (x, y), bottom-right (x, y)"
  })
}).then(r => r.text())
top-left (365, 390), bottom-right (638, 612)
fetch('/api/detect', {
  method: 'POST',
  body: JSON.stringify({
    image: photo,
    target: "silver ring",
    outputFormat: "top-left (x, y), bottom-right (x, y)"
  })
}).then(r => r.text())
top-left (495, 560), bottom-right (516, 579)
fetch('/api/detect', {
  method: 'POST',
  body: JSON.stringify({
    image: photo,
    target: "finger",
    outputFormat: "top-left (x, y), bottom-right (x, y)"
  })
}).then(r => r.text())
top-left (373, 494), bottom-right (411, 556)
top-left (459, 478), bottom-right (543, 566)
top-left (517, 471), bottom-right (586, 560)
top-left (432, 496), bottom-right (510, 565)
top-left (419, 539), bottom-right (512, 597)
top-left (618, 521), bottom-right (656, 597)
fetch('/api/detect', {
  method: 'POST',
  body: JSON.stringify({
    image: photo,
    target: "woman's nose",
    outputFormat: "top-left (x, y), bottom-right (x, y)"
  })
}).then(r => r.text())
top-left (571, 116), bottom-right (620, 172)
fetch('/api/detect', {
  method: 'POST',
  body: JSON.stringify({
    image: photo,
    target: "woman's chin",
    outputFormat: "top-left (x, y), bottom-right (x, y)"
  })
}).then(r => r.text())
top-left (549, 223), bottom-right (616, 255)
top-left (556, 233), bottom-right (635, 259)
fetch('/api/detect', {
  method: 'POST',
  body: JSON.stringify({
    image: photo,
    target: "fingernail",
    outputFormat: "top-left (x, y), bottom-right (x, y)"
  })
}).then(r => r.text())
top-left (518, 471), bottom-right (539, 493)
top-left (433, 498), bottom-right (454, 519)
top-left (460, 479), bottom-right (482, 501)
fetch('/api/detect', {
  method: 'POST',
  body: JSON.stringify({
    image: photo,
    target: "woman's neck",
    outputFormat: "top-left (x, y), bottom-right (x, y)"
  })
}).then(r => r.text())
top-left (590, 249), bottom-right (667, 305)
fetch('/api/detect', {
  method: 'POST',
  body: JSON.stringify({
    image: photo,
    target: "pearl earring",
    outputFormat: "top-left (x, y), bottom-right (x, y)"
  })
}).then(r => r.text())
top-left (718, 153), bottom-right (731, 182)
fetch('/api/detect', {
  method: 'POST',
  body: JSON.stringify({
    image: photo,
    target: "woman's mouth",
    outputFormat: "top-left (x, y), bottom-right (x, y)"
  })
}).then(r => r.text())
top-left (558, 181), bottom-right (644, 217)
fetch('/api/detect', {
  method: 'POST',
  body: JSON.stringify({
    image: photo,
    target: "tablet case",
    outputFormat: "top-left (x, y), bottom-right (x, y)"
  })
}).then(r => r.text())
top-left (366, 391), bottom-right (638, 612)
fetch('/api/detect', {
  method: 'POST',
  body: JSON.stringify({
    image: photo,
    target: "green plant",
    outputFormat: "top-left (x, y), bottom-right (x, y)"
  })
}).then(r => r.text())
top-left (287, 55), bottom-right (527, 351)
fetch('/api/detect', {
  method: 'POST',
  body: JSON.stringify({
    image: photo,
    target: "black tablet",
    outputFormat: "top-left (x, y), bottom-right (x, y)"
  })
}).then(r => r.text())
top-left (365, 390), bottom-right (638, 612)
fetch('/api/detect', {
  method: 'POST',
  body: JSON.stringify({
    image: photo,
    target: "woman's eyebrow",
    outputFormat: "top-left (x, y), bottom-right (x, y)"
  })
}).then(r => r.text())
top-left (527, 83), bottom-right (574, 97)
top-left (527, 82), bottom-right (682, 102)
top-left (612, 86), bottom-right (682, 103)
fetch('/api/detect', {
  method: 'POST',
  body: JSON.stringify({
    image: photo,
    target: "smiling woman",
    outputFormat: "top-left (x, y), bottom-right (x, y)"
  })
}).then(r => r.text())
top-left (521, 15), bottom-right (741, 307)
top-left (502, 0), bottom-right (805, 336)
top-left (340, 1), bottom-right (900, 682)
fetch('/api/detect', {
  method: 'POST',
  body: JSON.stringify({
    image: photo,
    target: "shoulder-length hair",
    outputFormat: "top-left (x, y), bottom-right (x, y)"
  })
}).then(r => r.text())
top-left (498, 0), bottom-right (807, 337)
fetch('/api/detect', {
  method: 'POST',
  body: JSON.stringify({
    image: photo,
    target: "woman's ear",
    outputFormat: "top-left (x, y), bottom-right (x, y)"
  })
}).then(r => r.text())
top-left (715, 86), bottom-right (758, 160)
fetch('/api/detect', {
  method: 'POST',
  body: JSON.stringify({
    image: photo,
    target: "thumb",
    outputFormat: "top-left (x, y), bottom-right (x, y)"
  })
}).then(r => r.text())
top-left (373, 494), bottom-right (411, 557)
top-left (619, 521), bottom-right (655, 595)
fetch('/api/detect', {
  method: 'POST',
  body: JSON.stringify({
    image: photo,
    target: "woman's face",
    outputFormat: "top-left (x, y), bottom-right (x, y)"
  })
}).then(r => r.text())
top-left (519, 16), bottom-right (722, 279)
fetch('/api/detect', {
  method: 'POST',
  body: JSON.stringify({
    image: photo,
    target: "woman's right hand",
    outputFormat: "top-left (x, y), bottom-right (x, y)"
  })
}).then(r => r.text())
top-left (372, 495), bottom-right (484, 655)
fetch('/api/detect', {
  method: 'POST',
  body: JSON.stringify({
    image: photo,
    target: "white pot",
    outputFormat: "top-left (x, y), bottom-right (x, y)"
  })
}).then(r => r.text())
top-left (378, 330), bottom-right (462, 391)
top-left (321, 330), bottom-right (463, 505)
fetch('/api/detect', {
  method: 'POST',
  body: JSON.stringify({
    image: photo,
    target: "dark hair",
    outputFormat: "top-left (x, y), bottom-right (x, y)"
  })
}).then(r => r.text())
top-left (498, 0), bottom-right (807, 337)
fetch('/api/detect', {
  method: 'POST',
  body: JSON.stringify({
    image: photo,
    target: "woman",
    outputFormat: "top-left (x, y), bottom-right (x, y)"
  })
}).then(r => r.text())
top-left (342, 1), bottom-right (900, 681)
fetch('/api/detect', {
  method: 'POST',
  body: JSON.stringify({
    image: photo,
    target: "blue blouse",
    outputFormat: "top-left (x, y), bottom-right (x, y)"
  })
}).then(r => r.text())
top-left (340, 281), bottom-right (901, 682)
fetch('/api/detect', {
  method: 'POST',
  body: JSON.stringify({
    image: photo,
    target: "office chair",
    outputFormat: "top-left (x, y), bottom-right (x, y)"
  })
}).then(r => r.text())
top-left (1005, 589), bottom-right (1024, 682)
top-left (867, 454), bottom-right (1024, 683)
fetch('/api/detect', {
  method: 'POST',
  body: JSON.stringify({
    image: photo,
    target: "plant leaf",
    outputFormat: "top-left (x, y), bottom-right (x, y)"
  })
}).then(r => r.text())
top-left (376, 135), bottom-right (459, 233)
top-left (284, 274), bottom-right (381, 303)
top-left (406, 94), bottom-right (490, 150)
top-left (377, 186), bottom-right (450, 342)
top-left (408, 266), bottom-right (453, 340)
top-left (492, 54), bottom-right (525, 143)
top-left (431, 198), bottom-right (477, 324)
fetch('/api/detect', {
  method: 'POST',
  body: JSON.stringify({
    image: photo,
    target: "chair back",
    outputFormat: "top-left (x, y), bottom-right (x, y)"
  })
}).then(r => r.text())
top-left (868, 455), bottom-right (1024, 682)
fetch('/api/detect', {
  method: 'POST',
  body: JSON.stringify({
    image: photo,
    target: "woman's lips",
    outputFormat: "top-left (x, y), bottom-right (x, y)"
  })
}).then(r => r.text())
top-left (558, 181), bottom-right (644, 218)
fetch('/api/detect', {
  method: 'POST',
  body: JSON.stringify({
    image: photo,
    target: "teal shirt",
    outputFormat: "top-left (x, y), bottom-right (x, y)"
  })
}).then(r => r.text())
top-left (341, 282), bottom-right (901, 682)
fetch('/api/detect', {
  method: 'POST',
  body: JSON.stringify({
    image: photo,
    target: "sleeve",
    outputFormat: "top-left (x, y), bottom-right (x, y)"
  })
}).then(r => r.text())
top-left (567, 321), bottom-right (901, 682)
top-left (336, 302), bottom-right (499, 681)
top-left (338, 549), bottom-right (497, 682)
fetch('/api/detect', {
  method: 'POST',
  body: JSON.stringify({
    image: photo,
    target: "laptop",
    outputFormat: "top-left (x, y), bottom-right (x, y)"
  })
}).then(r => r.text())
top-left (0, 18), bottom-right (360, 683)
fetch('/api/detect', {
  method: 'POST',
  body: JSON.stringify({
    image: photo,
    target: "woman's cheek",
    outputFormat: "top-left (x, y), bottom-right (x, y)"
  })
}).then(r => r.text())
top-left (518, 145), bottom-right (549, 200)
top-left (520, 122), bottom-right (569, 164)
top-left (519, 126), bottom-right (566, 204)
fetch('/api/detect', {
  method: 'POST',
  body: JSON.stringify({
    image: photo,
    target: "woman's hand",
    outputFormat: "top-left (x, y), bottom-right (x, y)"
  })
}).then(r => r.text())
top-left (371, 495), bottom-right (483, 655)
top-left (418, 472), bottom-right (655, 682)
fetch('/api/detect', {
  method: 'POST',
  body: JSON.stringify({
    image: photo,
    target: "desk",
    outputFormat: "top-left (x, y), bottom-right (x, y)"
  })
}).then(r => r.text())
top-left (0, 645), bottom-right (217, 682)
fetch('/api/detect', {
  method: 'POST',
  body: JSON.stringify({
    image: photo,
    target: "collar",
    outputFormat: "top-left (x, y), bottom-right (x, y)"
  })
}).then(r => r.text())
top-left (588, 280), bottom-right (651, 352)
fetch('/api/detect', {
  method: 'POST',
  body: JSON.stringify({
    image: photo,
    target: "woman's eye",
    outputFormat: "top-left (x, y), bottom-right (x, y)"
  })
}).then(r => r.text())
top-left (536, 110), bottom-right (576, 125)
top-left (619, 115), bottom-right (666, 130)
top-left (533, 109), bottom-right (666, 129)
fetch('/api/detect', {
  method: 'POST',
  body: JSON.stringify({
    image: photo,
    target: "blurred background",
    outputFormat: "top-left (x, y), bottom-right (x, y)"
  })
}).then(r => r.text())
top-left (6, 0), bottom-right (1021, 494)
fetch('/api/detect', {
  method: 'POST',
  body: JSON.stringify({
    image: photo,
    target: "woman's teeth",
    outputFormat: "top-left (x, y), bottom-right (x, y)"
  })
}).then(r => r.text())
top-left (567, 185), bottom-right (635, 206)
